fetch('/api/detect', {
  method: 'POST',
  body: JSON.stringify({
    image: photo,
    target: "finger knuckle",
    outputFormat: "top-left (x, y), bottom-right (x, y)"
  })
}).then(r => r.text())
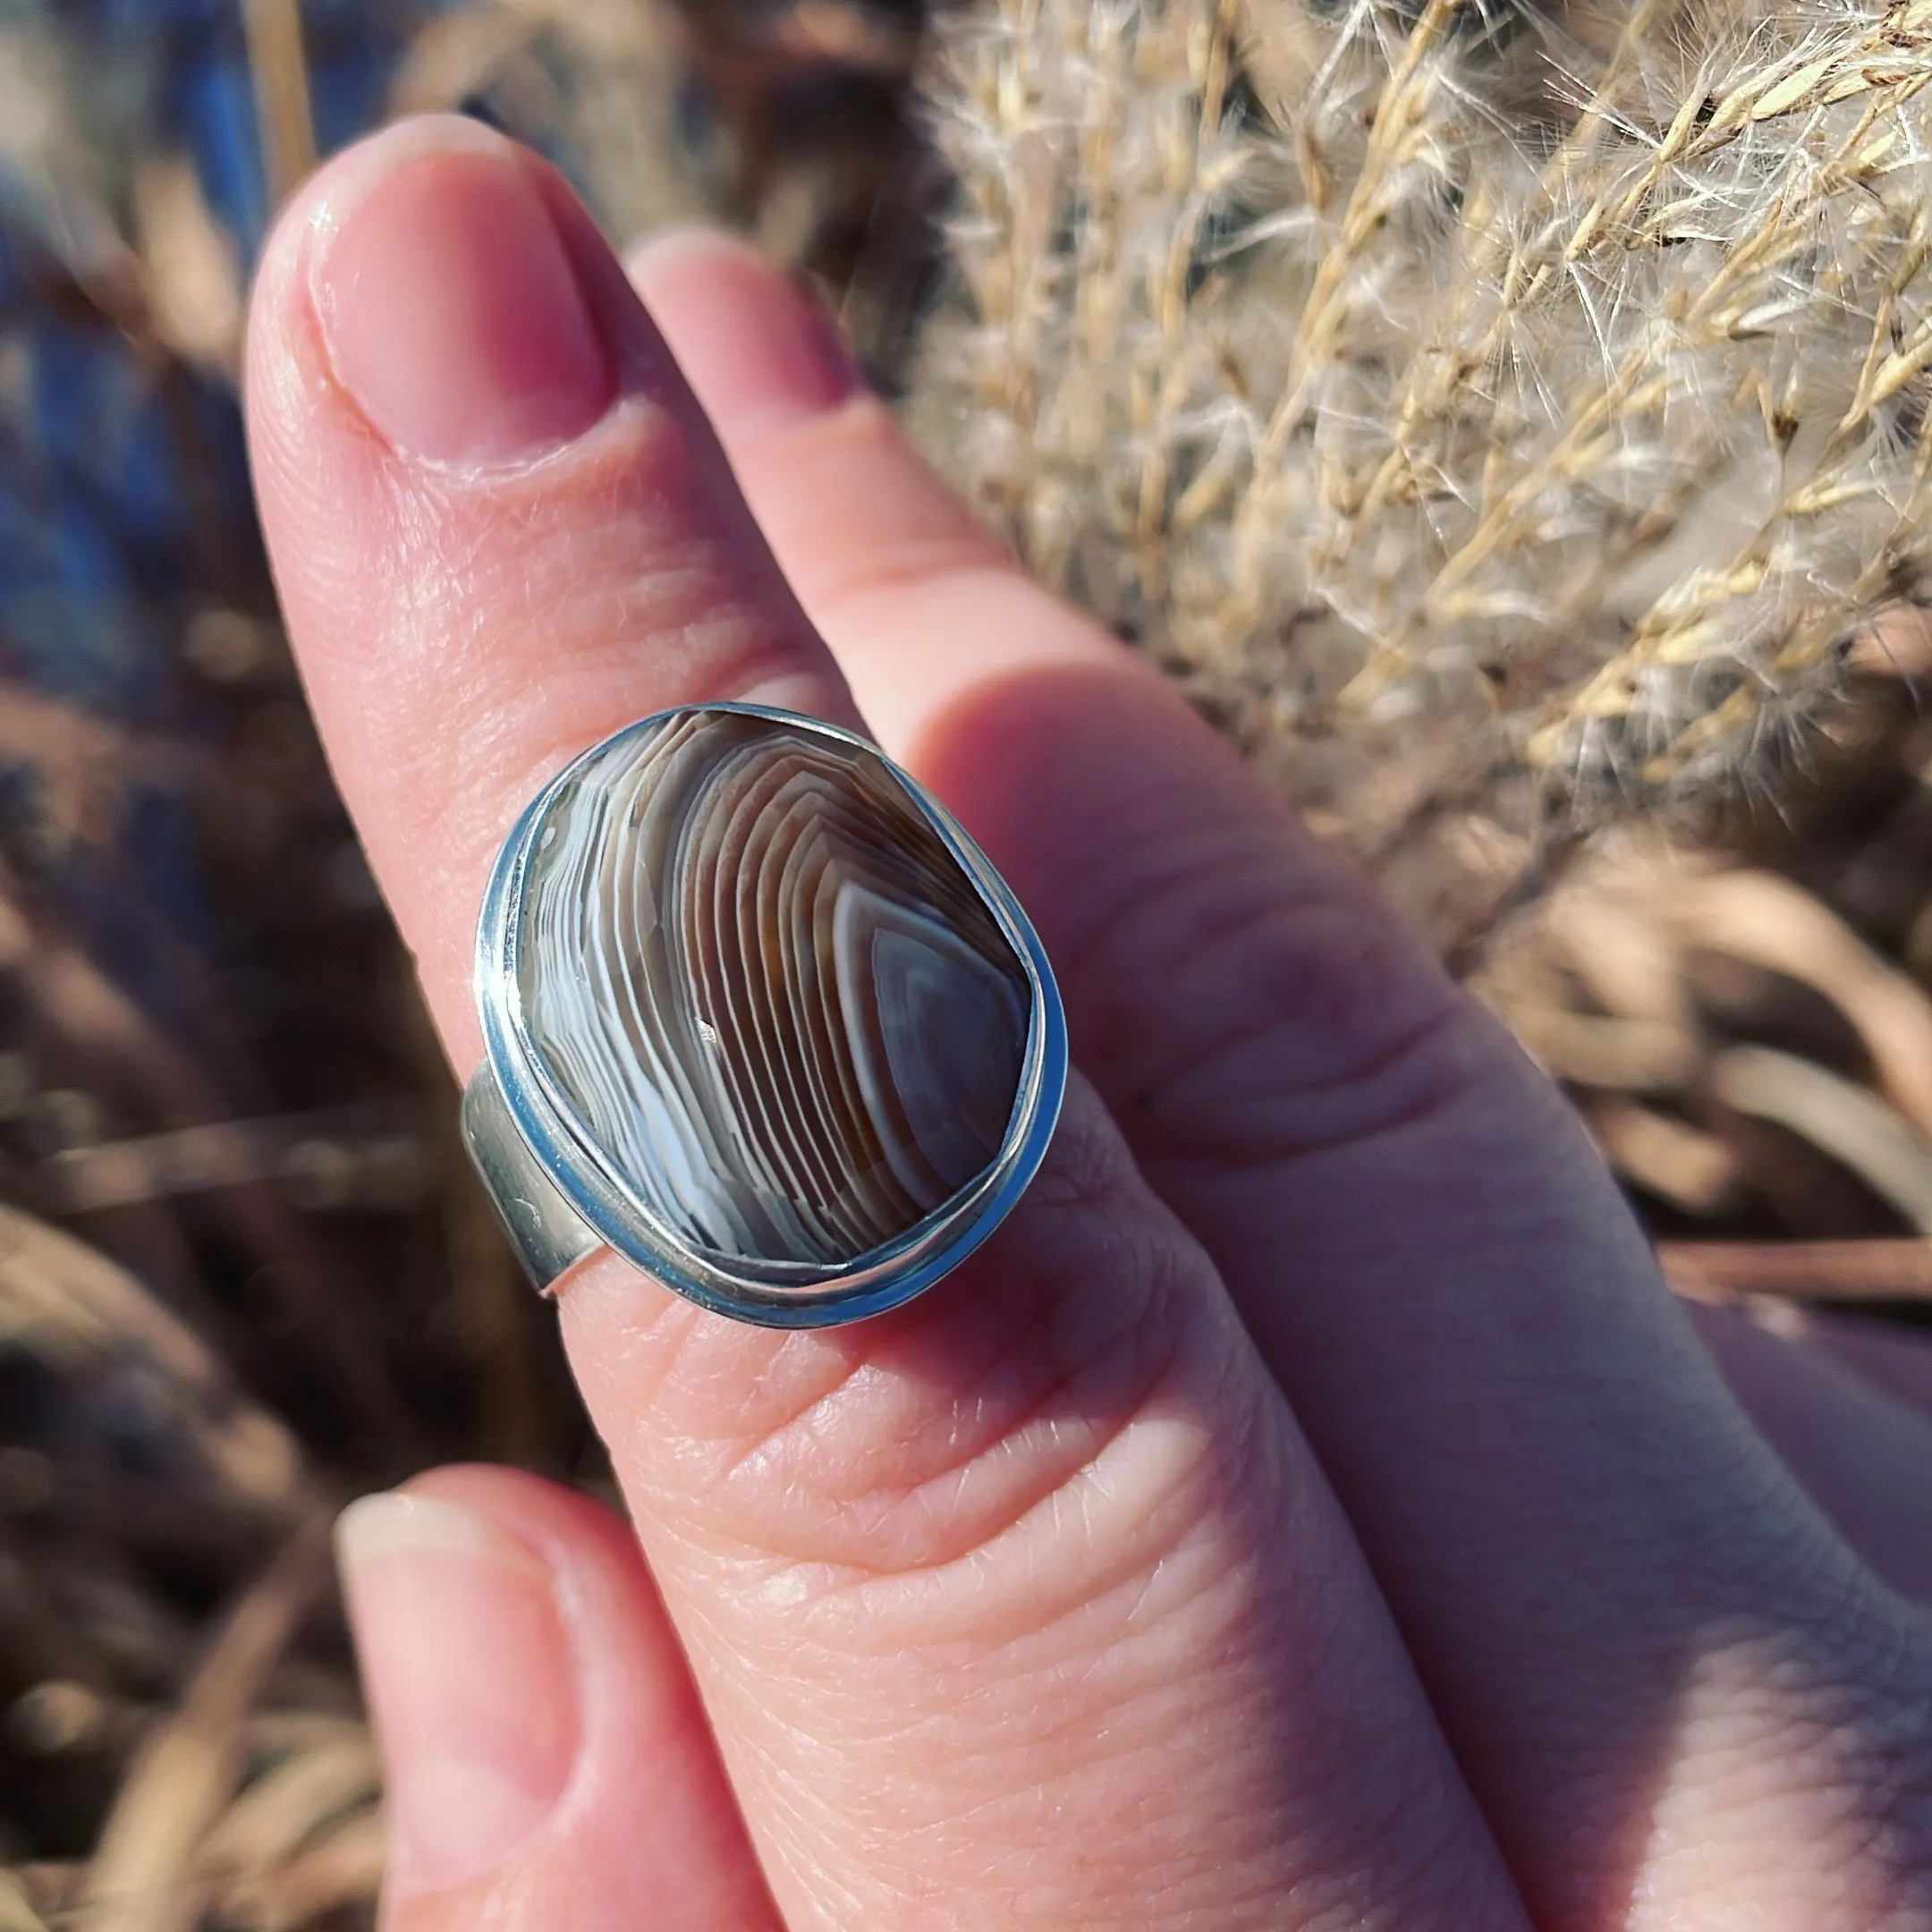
top-left (1068, 814), bottom-right (1481, 1168)
top-left (636, 1086), bottom-right (1272, 1648)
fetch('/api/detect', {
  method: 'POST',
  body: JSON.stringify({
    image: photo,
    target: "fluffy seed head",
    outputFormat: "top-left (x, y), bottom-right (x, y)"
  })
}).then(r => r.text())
top-left (911, 0), bottom-right (1932, 943)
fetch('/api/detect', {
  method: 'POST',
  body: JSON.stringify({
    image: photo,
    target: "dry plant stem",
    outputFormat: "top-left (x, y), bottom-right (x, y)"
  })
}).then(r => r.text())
top-left (1137, 0), bottom-right (1241, 591)
top-left (0, 686), bottom-right (197, 849)
top-left (43, 1706), bottom-right (370, 1776)
top-left (77, 1512), bottom-right (335, 1932)
top-left (3, 1872), bottom-right (80, 1925)
top-left (0, 1204), bottom-right (305, 1516)
top-left (0, 871), bottom-right (421, 1458)
top-left (1665, 1236), bottom-right (1932, 1299)
top-left (1666, 869), bottom-right (1932, 1137)
top-left (1354, 14), bottom-right (1932, 767)
top-left (1371, 114), bottom-right (1823, 700)
top-left (0, 1877), bottom-right (45, 1932)
top-left (37, 1113), bottom-right (425, 1216)
top-left (1586, 1097), bottom-right (1742, 1214)
top-left (242, 0), bottom-right (317, 209)
top-left (16, 1467), bottom-right (300, 1575)
top-left (1233, 0), bottom-right (1467, 617)
top-left (1712, 1044), bottom-right (1932, 1233)
top-left (1350, 0), bottom-right (1670, 545)
top-left (193, 1733), bottom-right (377, 1884)
top-left (220, 1807), bottom-right (385, 1931)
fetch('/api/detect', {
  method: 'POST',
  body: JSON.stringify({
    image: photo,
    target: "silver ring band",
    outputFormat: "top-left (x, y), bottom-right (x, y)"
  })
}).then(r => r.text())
top-left (462, 703), bottom-right (1067, 1328)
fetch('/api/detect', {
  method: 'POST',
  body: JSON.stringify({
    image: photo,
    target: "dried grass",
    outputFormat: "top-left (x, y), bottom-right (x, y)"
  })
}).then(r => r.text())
top-left (911, 0), bottom-right (1932, 943)
top-left (5, 1), bottom-right (1932, 1926)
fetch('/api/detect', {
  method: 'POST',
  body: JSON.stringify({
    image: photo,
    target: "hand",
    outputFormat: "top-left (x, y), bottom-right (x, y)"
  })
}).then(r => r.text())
top-left (245, 115), bottom-right (1932, 1931)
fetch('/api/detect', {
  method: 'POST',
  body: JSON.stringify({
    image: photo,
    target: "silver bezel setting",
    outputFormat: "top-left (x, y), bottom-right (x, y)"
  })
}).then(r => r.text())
top-left (463, 702), bottom-right (1068, 1327)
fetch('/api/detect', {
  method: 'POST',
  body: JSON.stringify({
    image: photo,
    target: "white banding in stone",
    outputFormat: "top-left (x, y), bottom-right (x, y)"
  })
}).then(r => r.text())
top-left (513, 711), bottom-right (1030, 1269)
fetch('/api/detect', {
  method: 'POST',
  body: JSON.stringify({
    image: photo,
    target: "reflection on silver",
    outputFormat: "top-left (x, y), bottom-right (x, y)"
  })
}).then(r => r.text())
top-left (462, 704), bottom-right (1066, 1327)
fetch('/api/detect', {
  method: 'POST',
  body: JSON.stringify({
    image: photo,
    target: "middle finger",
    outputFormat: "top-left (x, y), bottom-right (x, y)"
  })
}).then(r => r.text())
top-left (631, 233), bottom-right (1932, 1928)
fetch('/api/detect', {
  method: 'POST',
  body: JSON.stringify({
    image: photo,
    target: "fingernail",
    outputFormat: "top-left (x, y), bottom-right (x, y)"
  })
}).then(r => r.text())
top-left (311, 129), bottom-right (614, 466)
top-left (630, 229), bottom-right (863, 438)
top-left (336, 1491), bottom-right (578, 1898)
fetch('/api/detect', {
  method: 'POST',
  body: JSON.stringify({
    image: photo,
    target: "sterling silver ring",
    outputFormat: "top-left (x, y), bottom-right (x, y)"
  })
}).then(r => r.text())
top-left (461, 703), bottom-right (1068, 1327)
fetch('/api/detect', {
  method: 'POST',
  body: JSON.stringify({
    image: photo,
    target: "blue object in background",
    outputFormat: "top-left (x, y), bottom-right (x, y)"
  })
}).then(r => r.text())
top-left (0, 0), bottom-right (429, 1046)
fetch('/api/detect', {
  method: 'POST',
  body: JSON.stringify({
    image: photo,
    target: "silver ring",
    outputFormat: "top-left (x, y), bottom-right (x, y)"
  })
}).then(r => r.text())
top-left (461, 703), bottom-right (1067, 1328)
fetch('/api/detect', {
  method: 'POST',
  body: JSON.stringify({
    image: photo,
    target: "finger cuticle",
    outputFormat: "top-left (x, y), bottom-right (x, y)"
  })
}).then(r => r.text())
top-left (335, 1490), bottom-right (580, 1902)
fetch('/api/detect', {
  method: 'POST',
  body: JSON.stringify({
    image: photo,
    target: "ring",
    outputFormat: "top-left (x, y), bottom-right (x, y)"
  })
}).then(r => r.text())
top-left (461, 703), bottom-right (1068, 1327)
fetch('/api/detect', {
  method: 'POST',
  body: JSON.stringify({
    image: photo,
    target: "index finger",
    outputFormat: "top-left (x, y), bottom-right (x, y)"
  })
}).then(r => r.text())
top-left (246, 116), bottom-right (1522, 1930)
top-left (244, 116), bottom-right (860, 1069)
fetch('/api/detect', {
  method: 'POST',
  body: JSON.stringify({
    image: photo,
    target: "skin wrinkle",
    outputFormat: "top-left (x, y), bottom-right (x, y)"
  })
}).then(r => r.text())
top-left (680, 1266), bottom-right (1053, 1474)
top-left (724, 1307), bottom-right (1129, 1543)
top-left (758, 1185), bottom-right (1178, 1499)
top-left (561, 1116), bottom-right (1430, 1923)
top-left (1238, 1087), bottom-right (1657, 1322)
top-left (870, 1744), bottom-right (1278, 1919)
top-left (702, 1563), bottom-right (1394, 1931)
top-left (669, 1473), bottom-right (1347, 1922)
top-left (1080, 872), bottom-right (1461, 1138)
top-left (657, 1322), bottom-right (862, 1459)
top-left (610, 1143), bottom-right (1259, 1614)
top-left (909, 674), bottom-right (1480, 1159)
top-left (261, 293), bottom-right (833, 699)
top-left (365, 409), bottom-right (800, 680)
top-left (1143, 995), bottom-right (1484, 1175)
top-left (704, 1382), bottom-right (1255, 1649)
top-left (1692, 1305), bottom-right (1932, 1606)
top-left (788, 546), bottom-right (1030, 649)
top-left (1631, 1647), bottom-right (1932, 1927)
top-left (1540, 1597), bottom-right (1932, 1926)
top-left (741, 1527), bottom-right (1272, 1761)
top-left (595, 1089), bottom-right (1174, 1494)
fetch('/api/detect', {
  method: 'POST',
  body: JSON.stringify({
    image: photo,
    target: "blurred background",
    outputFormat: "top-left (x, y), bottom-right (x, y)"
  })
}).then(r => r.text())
top-left (2, 2), bottom-right (1931, 1927)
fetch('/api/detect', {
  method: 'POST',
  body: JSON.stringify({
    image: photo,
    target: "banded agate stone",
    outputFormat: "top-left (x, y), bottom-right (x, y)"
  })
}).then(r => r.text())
top-left (512, 709), bottom-right (1031, 1269)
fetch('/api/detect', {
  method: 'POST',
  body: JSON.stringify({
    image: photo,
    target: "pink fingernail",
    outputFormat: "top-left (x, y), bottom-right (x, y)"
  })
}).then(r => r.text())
top-left (311, 130), bottom-right (614, 466)
top-left (336, 1492), bottom-right (578, 1899)
top-left (631, 230), bottom-right (863, 437)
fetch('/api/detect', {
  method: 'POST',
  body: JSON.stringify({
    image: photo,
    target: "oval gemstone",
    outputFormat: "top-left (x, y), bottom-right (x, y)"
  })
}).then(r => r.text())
top-left (513, 710), bottom-right (1031, 1270)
